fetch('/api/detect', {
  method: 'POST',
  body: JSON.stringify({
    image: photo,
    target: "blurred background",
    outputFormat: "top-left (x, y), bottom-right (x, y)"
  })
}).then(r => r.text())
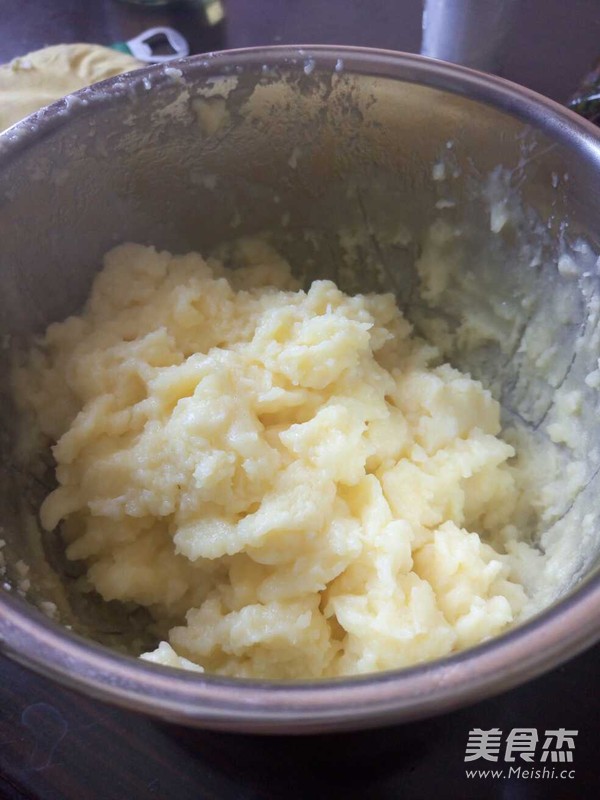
top-left (2, 0), bottom-right (600, 102)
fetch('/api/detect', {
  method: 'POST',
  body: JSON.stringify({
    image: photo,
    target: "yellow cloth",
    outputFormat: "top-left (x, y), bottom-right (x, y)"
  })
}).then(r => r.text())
top-left (0, 43), bottom-right (141, 132)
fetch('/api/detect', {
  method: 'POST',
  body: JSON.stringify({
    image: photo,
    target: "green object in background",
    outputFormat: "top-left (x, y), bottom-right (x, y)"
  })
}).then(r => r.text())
top-left (111, 41), bottom-right (132, 55)
top-left (201, 0), bottom-right (225, 25)
top-left (110, 0), bottom-right (225, 62)
top-left (568, 59), bottom-right (600, 126)
top-left (117, 0), bottom-right (225, 24)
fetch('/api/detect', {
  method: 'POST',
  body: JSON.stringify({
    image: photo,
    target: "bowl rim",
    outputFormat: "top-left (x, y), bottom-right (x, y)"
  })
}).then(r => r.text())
top-left (2, 44), bottom-right (600, 733)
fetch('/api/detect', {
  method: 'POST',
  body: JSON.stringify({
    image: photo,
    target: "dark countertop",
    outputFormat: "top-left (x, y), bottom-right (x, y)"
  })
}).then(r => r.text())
top-left (2, 645), bottom-right (599, 800)
top-left (1, 2), bottom-right (599, 798)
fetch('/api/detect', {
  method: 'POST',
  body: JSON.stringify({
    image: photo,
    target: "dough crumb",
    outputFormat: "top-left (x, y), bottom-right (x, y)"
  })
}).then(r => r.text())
top-left (141, 641), bottom-right (204, 672)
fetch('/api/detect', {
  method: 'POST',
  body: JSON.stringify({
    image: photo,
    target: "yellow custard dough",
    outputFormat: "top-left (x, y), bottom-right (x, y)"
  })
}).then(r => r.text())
top-left (0, 44), bottom-right (140, 132)
top-left (14, 240), bottom-right (534, 678)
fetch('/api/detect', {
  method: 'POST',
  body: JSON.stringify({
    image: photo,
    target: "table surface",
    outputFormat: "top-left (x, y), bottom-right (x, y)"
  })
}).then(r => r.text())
top-left (1, 1), bottom-right (600, 799)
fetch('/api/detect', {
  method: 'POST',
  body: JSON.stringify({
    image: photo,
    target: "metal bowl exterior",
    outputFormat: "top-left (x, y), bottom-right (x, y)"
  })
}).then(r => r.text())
top-left (2, 572), bottom-right (600, 733)
top-left (1, 46), bottom-right (600, 732)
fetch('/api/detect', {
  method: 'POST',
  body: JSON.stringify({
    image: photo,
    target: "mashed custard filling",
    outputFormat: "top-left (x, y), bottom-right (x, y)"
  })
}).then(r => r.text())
top-left (14, 240), bottom-right (536, 679)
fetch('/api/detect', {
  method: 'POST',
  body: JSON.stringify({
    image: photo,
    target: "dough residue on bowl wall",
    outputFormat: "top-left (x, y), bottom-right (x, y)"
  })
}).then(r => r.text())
top-left (13, 238), bottom-right (548, 679)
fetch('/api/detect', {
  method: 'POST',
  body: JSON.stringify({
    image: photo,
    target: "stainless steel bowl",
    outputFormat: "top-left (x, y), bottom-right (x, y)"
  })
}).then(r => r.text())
top-left (1, 46), bottom-right (600, 733)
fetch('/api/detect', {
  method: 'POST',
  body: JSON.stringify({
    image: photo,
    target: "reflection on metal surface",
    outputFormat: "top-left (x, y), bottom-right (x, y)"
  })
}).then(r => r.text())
top-left (421, 0), bottom-right (518, 72)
